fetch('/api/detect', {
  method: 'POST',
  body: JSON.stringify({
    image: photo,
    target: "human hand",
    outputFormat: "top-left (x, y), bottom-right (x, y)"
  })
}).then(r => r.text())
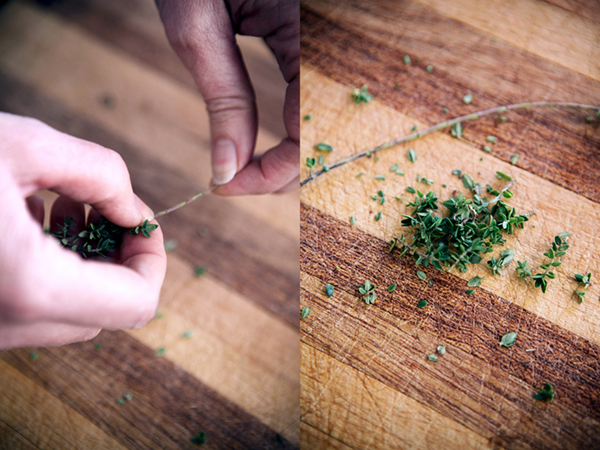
top-left (0, 113), bottom-right (167, 350)
top-left (156, 0), bottom-right (299, 195)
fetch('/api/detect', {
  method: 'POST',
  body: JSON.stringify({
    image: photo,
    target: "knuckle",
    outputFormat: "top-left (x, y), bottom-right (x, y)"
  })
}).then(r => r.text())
top-left (131, 292), bottom-right (160, 330)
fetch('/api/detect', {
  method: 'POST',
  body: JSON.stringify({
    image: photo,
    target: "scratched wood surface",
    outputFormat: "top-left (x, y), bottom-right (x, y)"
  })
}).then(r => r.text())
top-left (0, 0), bottom-right (299, 448)
top-left (299, 0), bottom-right (600, 449)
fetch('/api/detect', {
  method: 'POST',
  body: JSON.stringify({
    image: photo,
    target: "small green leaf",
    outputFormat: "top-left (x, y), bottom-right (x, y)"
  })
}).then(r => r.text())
top-left (511, 154), bottom-right (519, 165)
top-left (463, 93), bottom-right (473, 104)
top-left (155, 347), bottom-right (166, 357)
top-left (403, 55), bottom-right (411, 65)
top-left (325, 284), bottom-right (335, 297)
top-left (462, 174), bottom-right (475, 190)
top-left (191, 432), bottom-right (208, 445)
top-left (499, 331), bottom-right (517, 348)
top-left (451, 122), bottom-right (463, 139)
top-left (407, 148), bottom-right (417, 163)
top-left (315, 142), bottom-right (333, 152)
top-left (534, 382), bottom-right (554, 403)
top-left (406, 186), bottom-right (416, 194)
top-left (390, 163), bottom-right (399, 172)
top-left (483, 145), bottom-right (492, 153)
top-left (375, 175), bottom-right (386, 181)
top-left (123, 392), bottom-right (133, 401)
top-left (425, 65), bottom-right (433, 73)
top-left (486, 136), bottom-right (497, 143)
top-left (194, 266), bottom-right (206, 277)
top-left (467, 276), bottom-right (483, 287)
top-left (301, 307), bottom-right (311, 319)
top-left (182, 330), bottom-right (194, 339)
top-left (427, 354), bottom-right (438, 362)
top-left (387, 284), bottom-right (396, 292)
top-left (437, 345), bottom-right (446, 355)
top-left (350, 215), bottom-right (356, 225)
top-left (496, 171), bottom-right (512, 182)
top-left (466, 289), bottom-right (474, 295)
top-left (303, 114), bottom-right (312, 120)
top-left (417, 299), bottom-right (428, 308)
top-left (374, 211), bottom-right (382, 221)
top-left (416, 270), bottom-right (427, 281)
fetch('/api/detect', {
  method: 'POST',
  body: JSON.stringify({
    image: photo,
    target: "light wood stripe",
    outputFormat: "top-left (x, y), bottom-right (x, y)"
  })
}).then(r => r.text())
top-left (301, 343), bottom-right (491, 450)
top-left (300, 68), bottom-right (600, 347)
top-left (300, 422), bottom-right (354, 450)
top-left (0, 359), bottom-right (126, 450)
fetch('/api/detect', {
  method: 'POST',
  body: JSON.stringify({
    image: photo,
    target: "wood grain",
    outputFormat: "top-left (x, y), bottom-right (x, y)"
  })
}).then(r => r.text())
top-left (301, 0), bottom-right (600, 204)
top-left (301, 69), bottom-right (600, 347)
top-left (300, 1), bottom-right (600, 447)
top-left (1, 332), bottom-right (296, 450)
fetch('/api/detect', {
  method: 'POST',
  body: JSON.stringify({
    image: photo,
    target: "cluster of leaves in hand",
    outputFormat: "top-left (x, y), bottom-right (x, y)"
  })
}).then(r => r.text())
top-left (358, 280), bottom-right (376, 304)
top-left (516, 233), bottom-right (570, 293)
top-left (395, 174), bottom-right (529, 273)
top-left (574, 272), bottom-right (592, 303)
top-left (52, 216), bottom-right (157, 259)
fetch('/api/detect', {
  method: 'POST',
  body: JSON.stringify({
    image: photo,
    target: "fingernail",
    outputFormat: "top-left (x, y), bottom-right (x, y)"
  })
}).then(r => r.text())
top-left (134, 195), bottom-right (154, 221)
top-left (212, 139), bottom-right (237, 185)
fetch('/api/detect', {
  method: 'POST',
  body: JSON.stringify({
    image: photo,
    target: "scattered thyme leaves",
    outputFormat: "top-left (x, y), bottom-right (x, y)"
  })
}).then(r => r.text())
top-left (407, 148), bottom-right (417, 163)
top-left (416, 270), bottom-right (427, 281)
top-left (351, 85), bottom-right (372, 104)
top-left (466, 289), bottom-right (474, 295)
top-left (499, 331), bottom-right (518, 348)
top-left (426, 65), bottom-right (433, 73)
top-left (155, 347), bottom-right (166, 357)
top-left (388, 284), bottom-right (397, 292)
top-left (359, 280), bottom-right (377, 304)
top-left (194, 266), bottom-right (206, 277)
top-left (374, 211), bottom-right (382, 221)
top-left (182, 330), bottom-right (194, 339)
top-left (437, 345), bottom-right (446, 355)
top-left (317, 155), bottom-right (324, 165)
top-left (496, 171), bottom-right (512, 182)
top-left (427, 354), bottom-right (438, 362)
top-left (463, 93), bottom-right (473, 104)
top-left (350, 215), bottom-right (356, 225)
top-left (467, 276), bottom-right (483, 287)
top-left (305, 157), bottom-right (315, 175)
top-left (325, 284), bottom-right (335, 297)
top-left (315, 142), bottom-right (333, 152)
top-left (303, 114), bottom-right (312, 121)
top-left (517, 233), bottom-right (569, 293)
top-left (534, 383), bottom-right (554, 403)
top-left (451, 122), bottom-right (463, 139)
top-left (574, 273), bottom-right (592, 303)
top-left (191, 432), bottom-right (208, 445)
top-left (375, 175), bottom-right (386, 181)
top-left (417, 299), bottom-right (428, 308)
top-left (403, 55), bottom-right (411, 65)
top-left (390, 163), bottom-right (400, 172)
top-left (301, 307), bottom-right (311, 319)
top-left (511, 154), bottom-right (519, 165)
top-left (406, 186), bottom-right (416, 194)
top-left (486, 136), bottom-right (497, 143)
top-left (483, 145), bottom-right (492, 153)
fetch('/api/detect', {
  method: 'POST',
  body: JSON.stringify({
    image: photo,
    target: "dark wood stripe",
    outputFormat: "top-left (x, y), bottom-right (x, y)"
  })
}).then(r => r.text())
top-left (28, 0), bottom-right (287, 139)
top-left (0, 330), bottom-right (297, 450)
top-left (0, 69), bottom-right (299, 329)
top-left (300, 2), bottom-right (600, 204)
top-left (543, 0), bottom-right (600, 23)
top-left (300, 203), bottom-right (600, 449)
top-left (0, 420), bottom-right (40, 450)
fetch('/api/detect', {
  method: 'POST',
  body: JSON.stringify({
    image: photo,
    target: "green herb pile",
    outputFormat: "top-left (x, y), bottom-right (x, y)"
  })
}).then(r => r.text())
top-left (391, 172), bottom-right (529, 273)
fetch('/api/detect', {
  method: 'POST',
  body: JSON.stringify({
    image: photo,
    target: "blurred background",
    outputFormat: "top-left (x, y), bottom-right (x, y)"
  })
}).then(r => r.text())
top-left (0, 0), bottom-right (299, 448)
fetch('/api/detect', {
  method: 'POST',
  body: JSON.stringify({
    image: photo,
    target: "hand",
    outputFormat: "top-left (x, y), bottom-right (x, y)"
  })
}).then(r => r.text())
top-left (156, 0), bottom-right (299, 195)
top-left (0, 113), bottom-right (167, 350)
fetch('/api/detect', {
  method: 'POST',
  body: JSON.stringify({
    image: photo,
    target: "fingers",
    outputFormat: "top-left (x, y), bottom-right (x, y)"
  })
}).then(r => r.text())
top-left (25, 195), bottom-right (45, 226)
top-left (0, 321), bottom-right (100, 350)
top-left (1, 113), bottom-right (153, 228)
top-left (156, 0), bottom-right (257, 185)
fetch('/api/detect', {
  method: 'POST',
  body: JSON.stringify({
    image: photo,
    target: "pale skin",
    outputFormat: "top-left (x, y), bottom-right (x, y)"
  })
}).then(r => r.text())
top-left (0, 0), bottom-right (297, 349)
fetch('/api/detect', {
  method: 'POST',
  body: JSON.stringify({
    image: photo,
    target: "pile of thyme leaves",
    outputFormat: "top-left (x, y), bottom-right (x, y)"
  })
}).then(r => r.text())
top-left (52, 216), bottom-right (158, 259)
top-left (391, 174), bottom-right (530, 273)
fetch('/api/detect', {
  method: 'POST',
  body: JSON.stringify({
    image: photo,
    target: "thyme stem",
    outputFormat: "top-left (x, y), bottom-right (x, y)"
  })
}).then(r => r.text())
top-left (300, 101), bottom-right (600, 187)
top-left (151, 184), bottom-right (218, 220)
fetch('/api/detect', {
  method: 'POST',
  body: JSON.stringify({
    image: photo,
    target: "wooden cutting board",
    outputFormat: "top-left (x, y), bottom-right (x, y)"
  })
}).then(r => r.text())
top-left (0, 0), bottom-right (299, 448)
top-left (299, 0), bottom-right (600, 448)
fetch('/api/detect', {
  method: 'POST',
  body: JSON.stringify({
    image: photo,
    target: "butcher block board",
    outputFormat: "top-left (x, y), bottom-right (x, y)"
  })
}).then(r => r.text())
top-left (299, 0), bottom-right (600, 448)
top-left (0, 0), bottom-right (299, 448)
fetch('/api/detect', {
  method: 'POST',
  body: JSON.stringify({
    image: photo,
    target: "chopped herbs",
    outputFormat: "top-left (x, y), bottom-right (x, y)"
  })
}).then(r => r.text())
top-left (426, 65), bottom-right (433, 73)
top-left (517, 233), bottom-right (570, 293)
top-left (350, 215), bottom-right (357, 225)
top-left (194, 266), bottom-right (206, 277)
top-left (488, 248), bottom-right (515, 275)
top-left (463, 93), bottom-right (473, 104)
top-left (403, 55), bottom-right (411, 65)
top-left (359, 280), bottom-right (377, 304)
top-left (375, 175), bottom-right (386, 181)
top-left (452, 169), bottom-right (462, 176)
top-left (30, 351), bottom-right (39, 361)
top-left (574, 273), bottom-right (592, 303)
top-left (496, 171), bottom-right (512, 182)
top-left (395, 196), bottom-right (403, 202)
top-left (437, 345), bottom-right (446, 355)
top-left (182, 330), bottom-right (194, 339)
top-left (356, 173), bottom-right (364, 178)
top-left (390, 163), bottom-right (400, 172)
top-left (427, 354), bottom-right (438, 362)
top-left (417, 299), bottom-right (428, 308)
top-left (511, 154), bottom-right (519, 165)
top-left (486, 136), bottom-right (497, 143)
top-left (191, 432), bottom-right (207, 445)
top-left (351, 85), bottom-right (373, 104)
top-left (396, 170), bottom-right (405, 176)
top-left (303, 114), bottom-right (312, 120)
top-left (325, 284), bottom-right (335, 297)
top-left (534, 383), bottom-right (554, 403)
top-left (371, 195), bottom-right (378, 201)
top-left (483, 145), bottom-right (492, 153)
top-left (305, 157), bottom-right (316, 175)
top-left (315, 142), bottom-right (333, 152)
top-left (411, 125), bottom-right (417, 132)
top-left (407, 148), bottom-right (417, 163)
top-left (317, 155), bottom-right (324, 165)
top-left (416, 270), bottom-right (427, 281)
top-left (387, 284), bottom-right (397, 292)
top-left (451, 122), bottom-right (463, 139)
top-left (301, 307), bottom-right (311, 319)
top-left (466, 289), bottom-right (474, 295)
top-left (467, 276), bottom-right (483, 287)
top-left (406, 186), bottom-right (416, 193)
top-left (374, 211), bottom-right (382, 221)
top-left (499, 331), bottom-right (518, 348)
top-left (155, 347), bottom-right (166, 357)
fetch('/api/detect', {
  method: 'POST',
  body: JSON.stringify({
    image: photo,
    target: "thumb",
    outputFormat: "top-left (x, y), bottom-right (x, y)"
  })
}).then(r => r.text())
top-left (157, 0), bottom-right (257, 185)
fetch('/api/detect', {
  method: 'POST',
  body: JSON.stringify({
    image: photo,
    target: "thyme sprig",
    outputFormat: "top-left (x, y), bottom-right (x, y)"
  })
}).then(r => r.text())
top-left (516, 233), bottom-right (570, 293)
top-left (300, 102), bottom-right (600, 187)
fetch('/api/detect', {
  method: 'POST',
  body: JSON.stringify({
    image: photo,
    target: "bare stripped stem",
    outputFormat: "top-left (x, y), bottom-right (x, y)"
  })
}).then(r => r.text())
top-left (150, 184), bottom-right (218, 220)
top-left (300, 101), bottom-right (600, 187)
